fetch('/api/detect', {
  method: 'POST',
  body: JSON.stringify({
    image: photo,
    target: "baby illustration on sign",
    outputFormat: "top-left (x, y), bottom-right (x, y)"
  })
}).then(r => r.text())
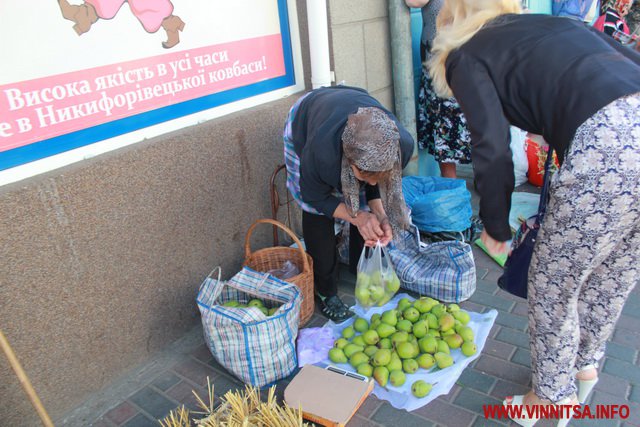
top-left (58, 0), bottom-right (185, 49)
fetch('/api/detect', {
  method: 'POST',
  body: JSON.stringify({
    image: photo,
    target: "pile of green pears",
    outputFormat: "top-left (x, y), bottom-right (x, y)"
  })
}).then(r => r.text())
top-left (355, 270), bottom-right (402, 308)
top-left (327, 296), bottom-right (478, 398)
top-left (221, 298), bottom-right (280, 316)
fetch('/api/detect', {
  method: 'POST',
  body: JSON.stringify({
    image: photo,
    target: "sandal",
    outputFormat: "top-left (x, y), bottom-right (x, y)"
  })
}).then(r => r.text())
top-left (316, 294), bottom-right (353, 323)
top-left (576, 364), bottom-right (598, 404)
top-left (503, 393), bottom-right (575, 427)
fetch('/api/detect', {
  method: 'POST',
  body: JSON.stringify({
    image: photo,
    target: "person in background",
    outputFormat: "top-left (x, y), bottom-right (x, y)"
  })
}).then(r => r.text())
top-left (405, 0), bottom-right (472, 179)
top-left (596, 0), bottom-right (634, 38)
top-left (429, 0), bottom-right (640, 425)
top-left (283, 86), bottom-right (413, 322)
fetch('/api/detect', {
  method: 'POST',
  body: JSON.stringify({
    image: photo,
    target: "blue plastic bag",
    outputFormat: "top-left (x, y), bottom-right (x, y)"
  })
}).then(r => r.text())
top-left (402, 176), bottom-right (472, 233)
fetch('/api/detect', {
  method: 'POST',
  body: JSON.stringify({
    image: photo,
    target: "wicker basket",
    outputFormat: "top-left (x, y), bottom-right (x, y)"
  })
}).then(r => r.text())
top-left (243, 219), bottom-right (314, 326)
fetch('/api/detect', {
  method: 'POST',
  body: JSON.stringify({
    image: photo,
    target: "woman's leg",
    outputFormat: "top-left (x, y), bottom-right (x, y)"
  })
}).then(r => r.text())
top-left (302, 211), bottom-right (339, 298)
top-left (528, 94), bottom-right (640, 402)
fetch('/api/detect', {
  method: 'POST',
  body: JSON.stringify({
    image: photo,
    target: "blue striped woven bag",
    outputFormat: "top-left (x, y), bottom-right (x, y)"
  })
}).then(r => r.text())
top-left (389, 226), bottom-right (476, 303)
top-left (197, 266), bottom-right (301, 388)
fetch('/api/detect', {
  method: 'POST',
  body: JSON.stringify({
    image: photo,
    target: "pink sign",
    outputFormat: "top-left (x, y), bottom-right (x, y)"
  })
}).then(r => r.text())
top-left (0, 34), bottom-right (285, 152)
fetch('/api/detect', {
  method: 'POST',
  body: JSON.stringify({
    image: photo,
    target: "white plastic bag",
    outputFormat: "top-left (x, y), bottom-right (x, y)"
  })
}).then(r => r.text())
top-left (354, 242), bottom-right (401, 308)
top-left (510, 126), bottom-right (528, 186)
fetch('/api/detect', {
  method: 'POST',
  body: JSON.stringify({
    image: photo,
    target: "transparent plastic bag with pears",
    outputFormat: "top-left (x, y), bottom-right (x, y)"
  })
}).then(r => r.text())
top-left (355, 242), bottom-right (401, 308)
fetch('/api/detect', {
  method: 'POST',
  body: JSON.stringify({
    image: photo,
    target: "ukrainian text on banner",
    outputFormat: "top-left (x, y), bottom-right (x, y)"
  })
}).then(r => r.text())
top-left (0, 0), bottom-right (295, 172)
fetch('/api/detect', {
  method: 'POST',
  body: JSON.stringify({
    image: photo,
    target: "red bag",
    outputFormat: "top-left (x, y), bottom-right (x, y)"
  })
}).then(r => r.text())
top-left (526, 138), bottom-right (559, 187)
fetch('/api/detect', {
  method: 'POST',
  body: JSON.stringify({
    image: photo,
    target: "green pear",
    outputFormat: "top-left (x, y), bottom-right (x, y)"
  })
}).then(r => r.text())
top-left (353, 317), bottom-right (369, 333)
top-left (402, 358), bottom-right (419, 374)
top-left (396, 342), bottom-right (415, 359)
top-left (452, 310), bottom-right (471, 325)
top-left (461, 341), bottom-right (477, 357)
top-left (403, 307), bottom-right (420, 323)
top-left (370, 285), bottom-right (385, 302)
top-left (376, 323), bottom-right (396, 339)
top-left (363, 330), bottom-right (380, 345)
top-left (381, 309), bottom-right (398, 326)
top-left (376, 293), bottom-right (393, 307)
top-left (431, 304), bottom-right (446, 317)
top-left (416, 353), bottom-right (436, 370)
top-left (356, 273), bottom-right (371, 288)
top-left (344, 343), bottom-right (364, 358)
top-left (364, 345), bottom-right (379, 357)
top-left (434, 352), bottom-right (454, 369)
top-left (355, 286), bottom-right (371, 306)
top-left (342, 326), bottom-right (355, 339)
top-left (370, 318), bottom-right (382, 330)
top-left (386, 355), bottom-right (402, 372)
top-left (396, 297), bottom-right (413, 312)
top-left (259, 307), bottom-right (269, 316)
top-left (389, 370), bottom-right (406, 387)
top-left (373, 366), bottom-right (389, 387)
top-left (223, 300), bottom-right (240, 307)
top-left (370, 271), bottom-right (382, 286)
top-left (328, 348), bottom-right (347, 364)
top-left (413, 298), bottom-right (432, 314)
top-left (441, 328), bottom-right (455, 337)
top-left (437, 340), bottom-right (450, 355)
top-left (378, 338), bottom-right (392, 349)
top-left (370, 313), bottom-right (381, 324)
top-left (391, 331), bottom-right (409, 347)
top-left (349, 351), bottom-right (369, 368)
top-left (429, 329), bottom-right (441, 338)
top-left (372, 348), bottom-right (392, 367)
top-left (386, 275), bottom-right (401, 293)
top-left (248, 299), bottom-right (264, 308)
top-left (396, 319), bottom-right (413, 333)
top-left (352, 335), bottom-right (366, 347)
top-left (357, 363), bottom-right (373, 377)
top-left (439, 313), bottom-right (455, 332)
top-left (411, 380), bottom-right (433, 398)
top-left (425, 313), bottom-right (439, 329)
top-left (418, 336), bottom-right (438, 354)
top-left (447, 303), bottom-right (461, 312)
top-left (459, 326), bottom-right (475, 342)
top-left (334, 338), bottom-right (349, 349)
top-left (268, 307), bottom-right (279, 316)
top-left (444, 334), bottom-right (464, 350)
top-left (412, 320), bottom-right (428, 338)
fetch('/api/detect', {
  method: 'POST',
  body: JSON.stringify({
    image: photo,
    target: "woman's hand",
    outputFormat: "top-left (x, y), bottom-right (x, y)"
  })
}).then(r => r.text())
top-left (378, 217), bottom-right (393, 247)
top-left (480, 229), bottom-right (508, 257)
top-left (352, 211), bottom-right (385, 247)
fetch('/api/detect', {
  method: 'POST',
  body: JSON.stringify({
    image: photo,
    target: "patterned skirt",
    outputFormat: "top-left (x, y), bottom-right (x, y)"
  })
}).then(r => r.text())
top-left (417, 65), bottom-right (472, 164)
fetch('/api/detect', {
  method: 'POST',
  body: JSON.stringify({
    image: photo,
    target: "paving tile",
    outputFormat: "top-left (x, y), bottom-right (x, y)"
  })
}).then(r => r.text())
top-left (468, 290), bottom-right (515, 312)
top-left (457, 368), bottom-right (497, 394)
top-left (489, 379), bottom-right (530, 401)
top-left (476, 278), bottom-right (500, 295)
top-left (166, 380), bottom-right (208, 411)
top-left (104, 401), bottom-right (138, 425)
top-left (595, 372), bottom-right (630, 400)
top-left (129, 387), bottom-right (177, 420)
top-left (210, 374), bottom-right (244, 406)
top-left (605, 341), bottom-right (637, 364)
top-left (589, 390), bottom-right (639, 426)
top-left (611, 329), bottom-right (640, 349)
top-left (495, 328), bottom-right (530, 349)
top-left (121, 413), bottom-right (158, 427)
top-left (495, 311), bottom-right (528, 332)
top-left (510, 348), bottom-right (531, 368)
top-left (151, 371), bottom-right (182, 392)
top-left (482, 269), bottom-right (503, 285)
top-left (482, 338), bottom-right (516, 360)
top-left (471, 417), bottom-right (509, 427)
top-left (442, 384), bottom-right (463, 402)
top-left (172, 358), bottom-right (220, 387)
top-left (603, 358), bottom-right (640, 385)
top-left (346, 415), bottom-right (382, 426)
top-left (614, 314), bottom-right (638, 331)
top-left (370, 402), bottom-right (435, 426)
top-left (355, 395), bottom-right (383, 418)
top-left (629, 385), bottom-right (640, 404)
top-left (453, 388), bottom-right (503, 415)
top-left (413, 394), bottom-right (475, 426)
top-left (191, 344), bottom-right (214, 363)
top-left (474, 355), bottom-right (531, 386)
top-left (478, 268), bottom-right (490, 280)
top-left (510, 302), bottom-right (528, 317)
top-left (461, 300), bottom-right (491, 314)
top-left (90, 418), bottom-right (115, 427)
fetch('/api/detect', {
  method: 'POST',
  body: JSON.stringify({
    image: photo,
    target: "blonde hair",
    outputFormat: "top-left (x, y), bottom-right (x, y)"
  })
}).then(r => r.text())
top-left (428, 0), bottom-right (522, 97)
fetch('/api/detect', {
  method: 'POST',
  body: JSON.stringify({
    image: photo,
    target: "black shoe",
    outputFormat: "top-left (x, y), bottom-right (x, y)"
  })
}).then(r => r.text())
top-left (316, 294), bottom-right (353, 323)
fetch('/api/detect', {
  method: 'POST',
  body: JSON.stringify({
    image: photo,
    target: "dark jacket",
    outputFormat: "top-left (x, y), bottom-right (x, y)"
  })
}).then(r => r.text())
top-left (291, 86), bottom-right (415, 217)
top-left (445, 13), bottom-right (640, 241)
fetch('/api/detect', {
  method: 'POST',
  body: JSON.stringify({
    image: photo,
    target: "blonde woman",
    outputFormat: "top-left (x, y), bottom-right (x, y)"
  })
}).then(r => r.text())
top-left (429, 0), bottom-right (640, 425)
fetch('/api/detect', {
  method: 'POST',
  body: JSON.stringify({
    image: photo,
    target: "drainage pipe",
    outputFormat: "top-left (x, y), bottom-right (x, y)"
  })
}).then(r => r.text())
top-left (388, 1), bottom-right (419, 176)
top-left (306, 0), bottom-right (332, 89)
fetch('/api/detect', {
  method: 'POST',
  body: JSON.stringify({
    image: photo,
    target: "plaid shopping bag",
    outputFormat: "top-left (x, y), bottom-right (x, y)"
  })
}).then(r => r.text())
top-left (389, 226), bottom-right (476, 302)
top-left (196, 266), bottom-right (301, 388)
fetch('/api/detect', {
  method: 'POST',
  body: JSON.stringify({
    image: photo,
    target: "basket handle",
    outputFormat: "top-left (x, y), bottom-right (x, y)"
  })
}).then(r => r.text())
top-left (244, 218), bottom-right (311, 273)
